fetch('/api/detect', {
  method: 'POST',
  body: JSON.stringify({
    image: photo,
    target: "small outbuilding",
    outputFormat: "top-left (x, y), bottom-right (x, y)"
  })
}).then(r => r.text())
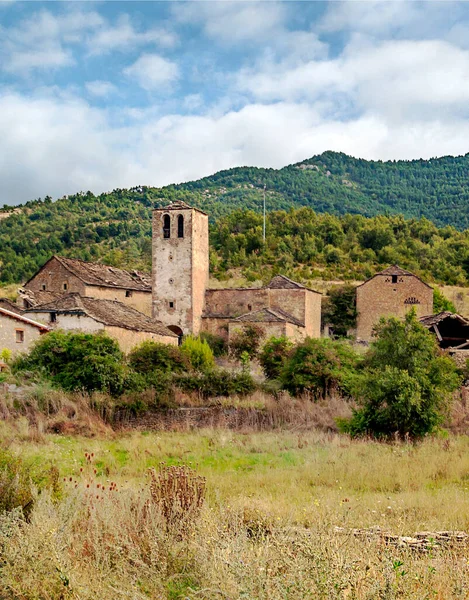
top-left (0, 307), bottom-right (50, 354)
top-left (420, 311), bottom-right (469, 349)
top-left (24, 293), bottom-right (178, 352)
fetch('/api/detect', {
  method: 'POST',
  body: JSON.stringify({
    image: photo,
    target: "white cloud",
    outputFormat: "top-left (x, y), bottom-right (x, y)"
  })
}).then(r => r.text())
top-left (86, 14), bottom-right (177, 56)
top-left (235, 37), bottom-right (469, 124)
top-left (0, 8), bottom-right (103, 74)
top-left (5, 90), bottom-right (469, 206)
top-left (319, 0), bottom-right (464, 39)
top-left (123, 54), bottom-right (180, 91)
top-left (85, 80), bottom-right (118, 98)
top-left (172, 1), bottom-right (287, 44)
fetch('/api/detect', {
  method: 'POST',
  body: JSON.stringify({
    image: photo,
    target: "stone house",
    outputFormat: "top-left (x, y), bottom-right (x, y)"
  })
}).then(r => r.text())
top-left (356, 265), bottom-right (433, 342)
top-left (152, 202), bottom-right (322, 342)
top-left (24, 293), bottom-right (177, 352)
top-left (20, 256), bottom-right (152, 315)
top-left (0, 307), bottom-right (49, 355)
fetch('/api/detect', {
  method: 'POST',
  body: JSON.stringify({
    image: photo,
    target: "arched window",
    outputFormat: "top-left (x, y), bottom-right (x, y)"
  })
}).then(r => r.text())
top-left (163, 214), bottom-right (171, 239)
top-left (177, 214), bottom-right (184, 238)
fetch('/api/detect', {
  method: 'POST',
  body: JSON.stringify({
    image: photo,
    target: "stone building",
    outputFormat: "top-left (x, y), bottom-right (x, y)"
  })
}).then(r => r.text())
top-left (152, 202), bottom-right (322, 342)
top-left (0, 307), bottom-right (49, 354)
top-left (20, 256), bottom-right (152, 315)
top-left (24, 293), bottom-right (177, 352)
top-left (356, 265), bottom-right (433, 342)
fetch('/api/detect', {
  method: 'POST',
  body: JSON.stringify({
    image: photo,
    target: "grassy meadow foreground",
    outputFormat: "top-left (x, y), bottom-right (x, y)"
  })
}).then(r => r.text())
top-left (2, 423), bottom-right (469, 599)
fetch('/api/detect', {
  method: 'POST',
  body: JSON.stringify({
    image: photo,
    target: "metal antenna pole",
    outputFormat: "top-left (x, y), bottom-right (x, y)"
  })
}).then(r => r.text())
top-left (263, 184), bottom-right (266, 243)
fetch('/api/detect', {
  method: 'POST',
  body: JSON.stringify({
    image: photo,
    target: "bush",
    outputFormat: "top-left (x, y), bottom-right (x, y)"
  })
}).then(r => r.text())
top-left (128, 341), bottom-right (188, 375)
top-left (199, 332), bottom-right (227, 357)
top-left (0, 449), bottom-right (35, 517)
top-left (339, 310), bottom-right (462, 439)
top-left (229, 324), bottom-right (264, 360)
top-left (181, 335), bottom-right (215, 372)
top-left (280, 338), bottom-right (359, 399)
top-left (259, 336), bottom-right (293, 380)
top-left (174, 369), bottom-right (257, 399)
top-left (433, 287), bottom-right (456, 313)
top-left (12, 330), bottom-right (128, 396)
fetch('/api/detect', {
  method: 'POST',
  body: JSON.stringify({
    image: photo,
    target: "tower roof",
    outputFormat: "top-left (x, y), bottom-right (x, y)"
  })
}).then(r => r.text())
top-left (157, 201), bottom-right (207, 215)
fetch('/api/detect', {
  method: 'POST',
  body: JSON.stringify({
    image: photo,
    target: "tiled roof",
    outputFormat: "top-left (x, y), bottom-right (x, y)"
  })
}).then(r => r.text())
top-left (0, 307), bottom-right (50, 331)
top-left (357, 264), bottom-right (433, 289)
top-left (27, 256), bottom-right (152, 292)
top-left (233, 307), bottom-right (304, 327)
top-left (378, 265), bottom-right (415, 277)
top-left (420, 312), bottom-right (469, 327)
top-left (0, 298), bottom-right (22, 314)
top-left (28, 293), bottom-right (177, 337)
top-left (158, 200), bottom-right (207, 215)
top-left (266, 275), bottom-right (306, 289)
top-left (18, 289), bottom-right (63, 307)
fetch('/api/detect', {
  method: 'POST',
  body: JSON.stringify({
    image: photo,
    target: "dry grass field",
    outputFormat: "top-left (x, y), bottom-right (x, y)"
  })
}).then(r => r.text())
top-left (1, 421), bottom-right (469, 599)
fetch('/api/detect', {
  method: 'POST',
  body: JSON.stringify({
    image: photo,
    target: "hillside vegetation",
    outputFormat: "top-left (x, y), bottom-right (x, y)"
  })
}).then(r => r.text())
top-left (2, 151), bottom-right (469, 284)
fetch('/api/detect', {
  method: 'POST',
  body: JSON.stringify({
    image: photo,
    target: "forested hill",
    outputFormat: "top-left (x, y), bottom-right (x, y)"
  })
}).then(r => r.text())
top-left (2, 151), bottom-right (469, 284)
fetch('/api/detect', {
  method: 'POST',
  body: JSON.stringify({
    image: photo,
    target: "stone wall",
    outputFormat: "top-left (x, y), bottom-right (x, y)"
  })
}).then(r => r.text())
top-left (104, 325), bottom-right (178, 353)
top-left (0, 314), bottom-right (45, 354)
top-left (25, 257), bottom-right (85, 296)
top-left (204, 288), bottom-right (269, 317)
top-left (356, 274), bottom-right (433, 341)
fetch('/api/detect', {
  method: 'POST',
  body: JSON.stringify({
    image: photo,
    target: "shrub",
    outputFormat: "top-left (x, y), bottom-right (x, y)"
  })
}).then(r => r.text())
top-left (128, 341), bottom-right (188, 375)
top-left (149, 465), bottom-right (206, 533)
top-left (433, 287), bottom-right (456, 313)
top-left (174, 369), bottom-right (257, 399)
top-left (339, 311), bottom-right (462, 439)
top-left (229, 324), bottom-right (264, 360)
top-left (199, 332), bottom-right (227, 357)
top-left (259, 336), bottom-right (293, 380)
top-left (322, 284), bottom-right (358, 337)
top-left (181, 335), bottom-right (215, 372)
top-left (12, 330), bottom-right (128, 396)
top-left (280, 338), bottom-right (359, 399)
top-left (0, 449), bottom-right (35, 517)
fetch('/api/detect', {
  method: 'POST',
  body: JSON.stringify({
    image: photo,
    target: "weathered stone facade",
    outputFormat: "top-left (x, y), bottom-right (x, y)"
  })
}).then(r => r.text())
top-left (0, 308), bottom-right (49, 354)
top-left (151, 203), bottom-right (322, 342)
top-left (356, 265), bottom-right (433, 342)
top-left (152, 202), bottom-right (209, 336)
top-left (22, 256), bottom-right (152, 315)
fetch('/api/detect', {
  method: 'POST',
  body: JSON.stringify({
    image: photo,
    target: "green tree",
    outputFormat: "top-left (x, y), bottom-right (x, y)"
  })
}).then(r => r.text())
top-left (280, 338), bottom-right (359, 399)
top-left (181, 335), bottom-right (215, 372)
top-left (259, 336), bottom-right (293, 380)
top-left (323, 284), bottom-right (358, 337)
top-left (128, 341), bottom-right (188, 375)
top-left (13, 330), bottom-right (128, 396)
top-left (340, 311), bottom-right (461, 439)
top-left (433, 287), bottom-right (456, 313)
top-left (229, 324), bottom-right (264, 361)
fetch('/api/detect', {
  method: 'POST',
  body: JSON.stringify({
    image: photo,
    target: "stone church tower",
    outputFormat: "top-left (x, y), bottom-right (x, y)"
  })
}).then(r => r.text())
top-left (152, 201), bottom-right (209, 337)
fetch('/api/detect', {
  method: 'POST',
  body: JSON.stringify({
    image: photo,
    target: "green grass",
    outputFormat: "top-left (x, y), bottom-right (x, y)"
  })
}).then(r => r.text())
top-left (3, 426), bottom-right (469, 598)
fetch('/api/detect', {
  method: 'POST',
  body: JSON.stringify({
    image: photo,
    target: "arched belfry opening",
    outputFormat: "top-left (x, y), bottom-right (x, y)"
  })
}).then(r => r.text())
top-left (163, 214), bottom-right (171, 238)
top-left (177, 214), bottom-right (184, 238)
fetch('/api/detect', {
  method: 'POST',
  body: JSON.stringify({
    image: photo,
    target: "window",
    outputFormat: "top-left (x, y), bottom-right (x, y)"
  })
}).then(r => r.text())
top-left (248, 304), bottom-right (252, 311)
top-left (42, 284), bottom-right (46, 291)
top-left (63, 283), bottom-right (68, 291)
top-left (163, 214), bottom-right (171, 238)
top-left (391, 275), bottom-right (398, 284)
top-left (16, 330), bottom-right (24, 343)
top-left (169, 301), bottom-right (175, 309)
top-left (125, 290), bottom-right (133, 298)
top-left (177, 214), bottom-right (184, 238)
top-left (50, 312), bottom-right (57, 323)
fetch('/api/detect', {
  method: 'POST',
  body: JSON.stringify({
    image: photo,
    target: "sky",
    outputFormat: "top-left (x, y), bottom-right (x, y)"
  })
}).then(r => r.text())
top-left (2, 1), bottom-right (469, 206)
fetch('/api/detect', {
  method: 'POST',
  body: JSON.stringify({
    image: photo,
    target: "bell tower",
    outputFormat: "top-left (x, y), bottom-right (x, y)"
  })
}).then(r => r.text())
top-left (152, 201), bottom-right (209, 337)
